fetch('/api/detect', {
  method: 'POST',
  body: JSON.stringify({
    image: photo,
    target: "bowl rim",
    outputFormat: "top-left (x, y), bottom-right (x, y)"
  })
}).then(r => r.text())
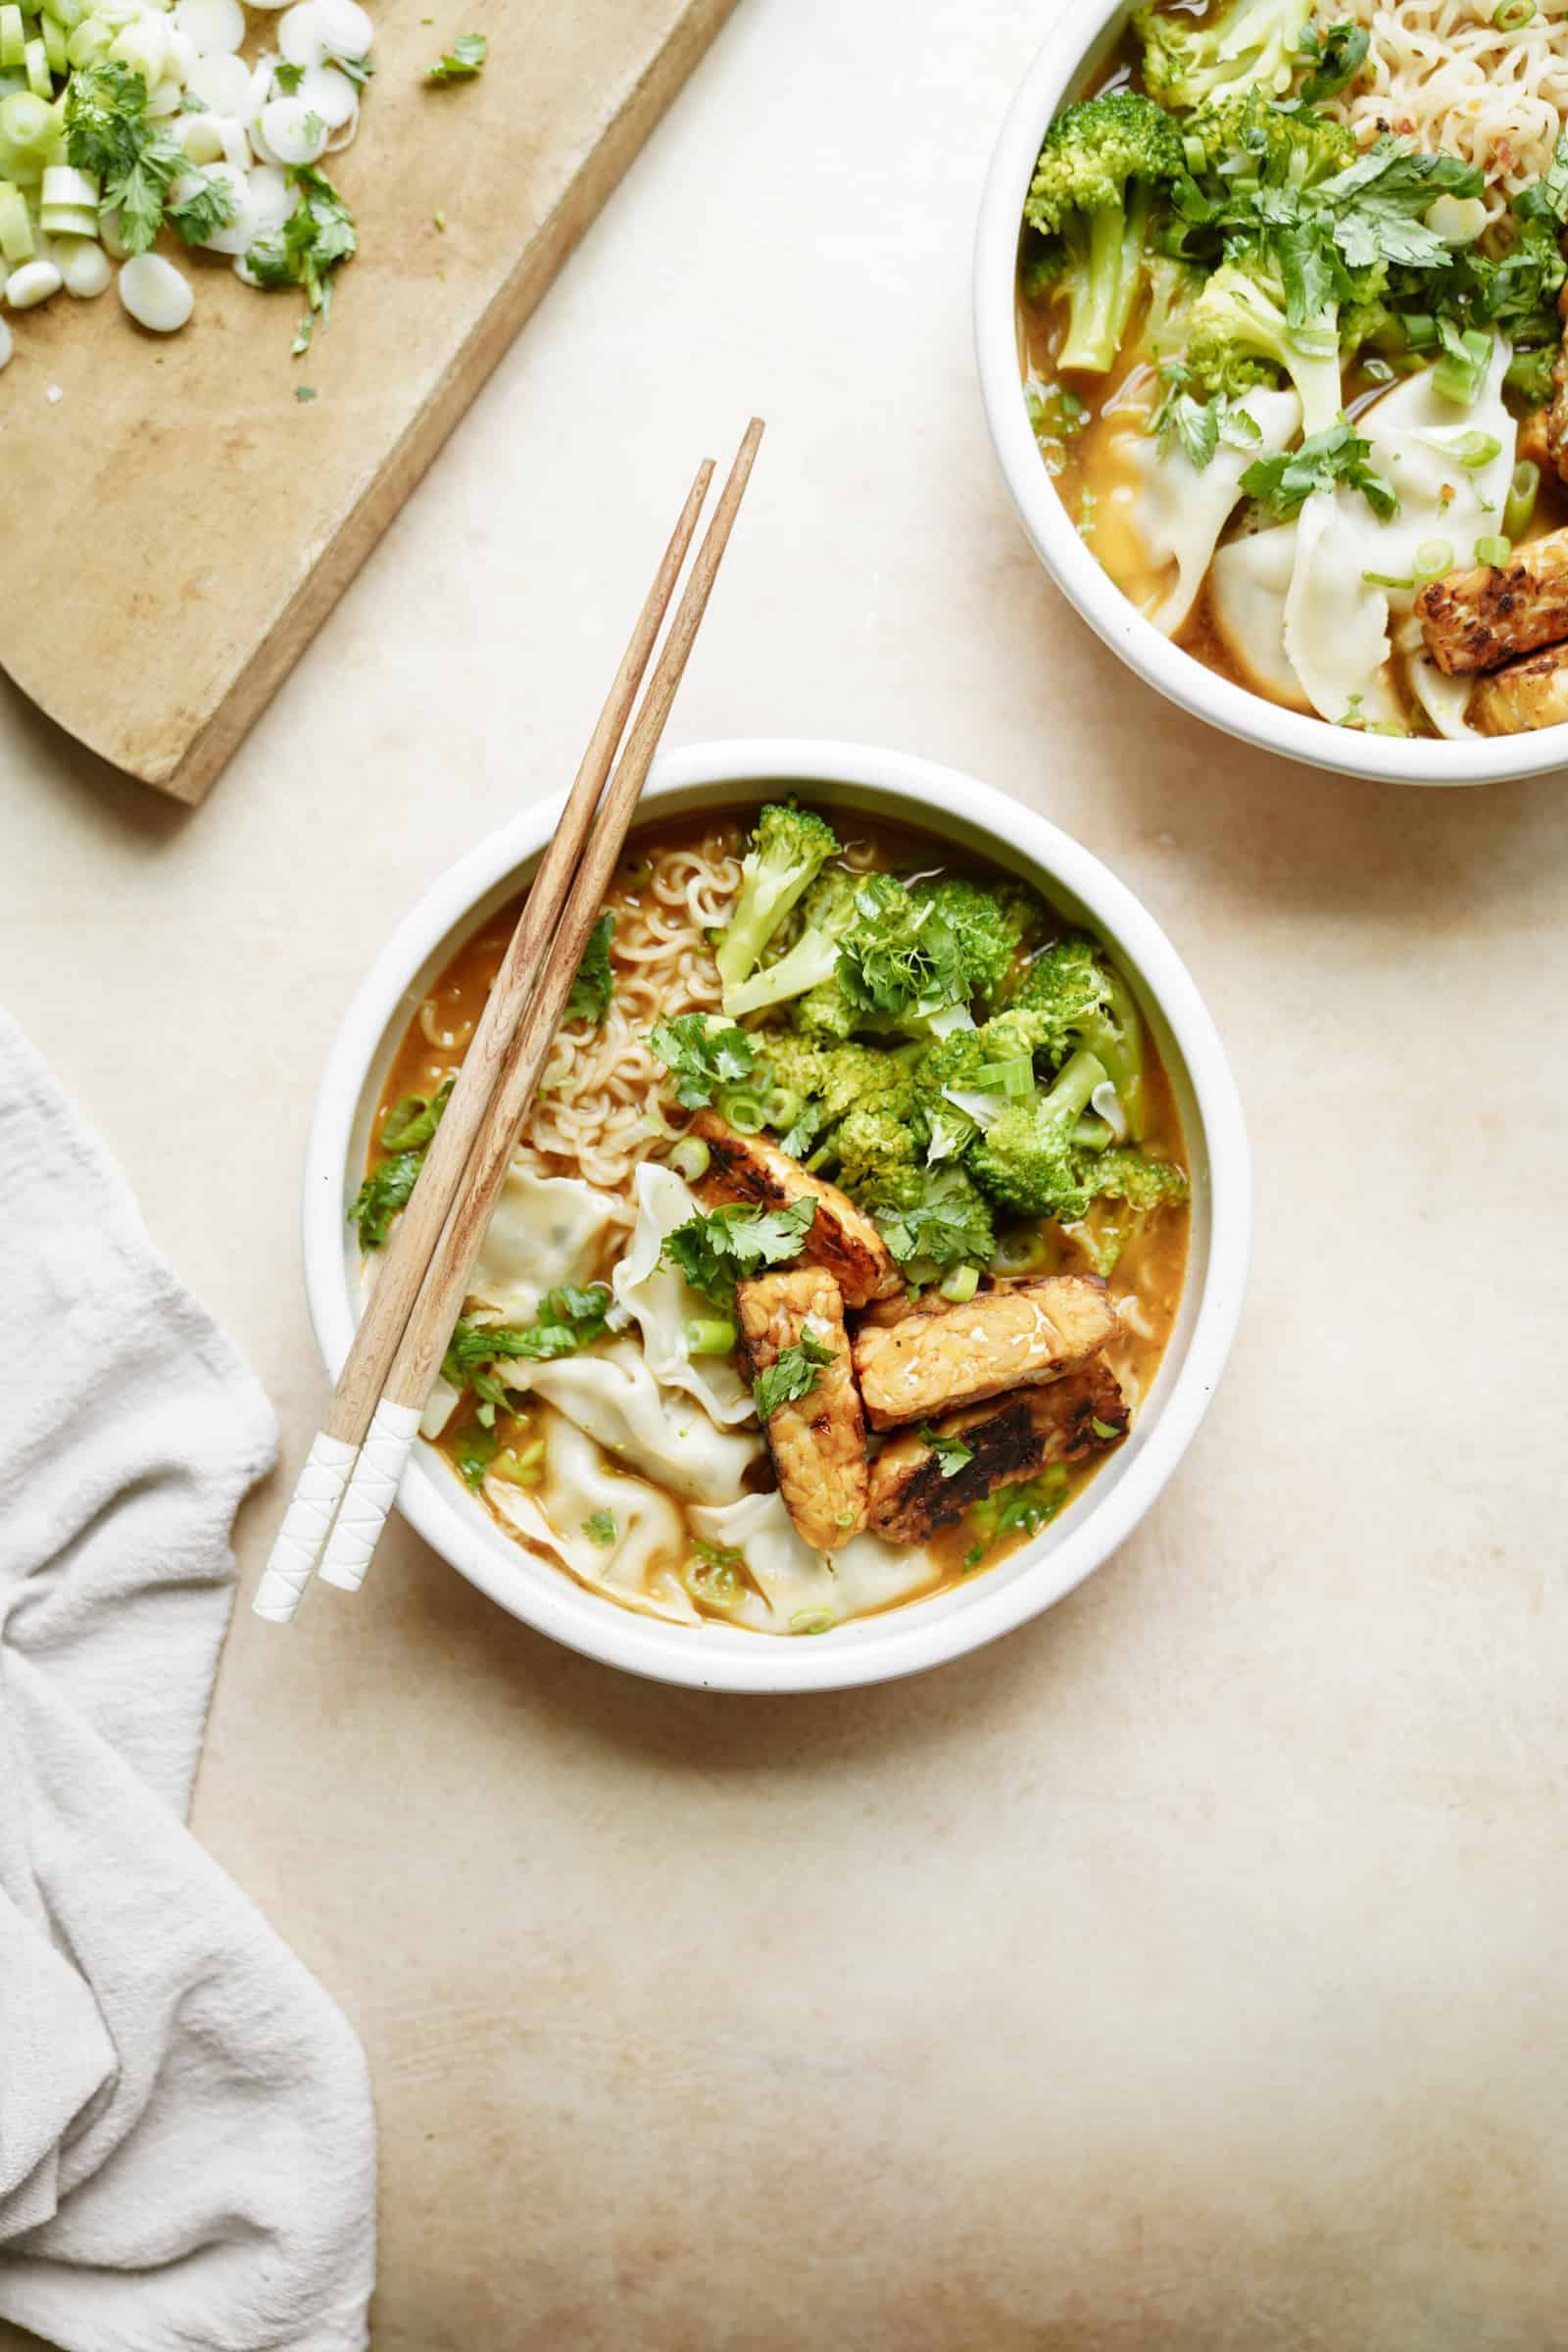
top-left (302, 736), bottom-right (1251, 1692)
top-left (972, 0), bottom-right (1568, 790)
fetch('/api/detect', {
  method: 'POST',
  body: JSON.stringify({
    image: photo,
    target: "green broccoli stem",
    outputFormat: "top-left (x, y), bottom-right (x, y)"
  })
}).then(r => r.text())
top-left (1040, 1048), bottom-right (1110, 1133)
top-left (723, 926), bottom-right (841, 1019)
top-left (1059, 183), bottom-right (1152, 374)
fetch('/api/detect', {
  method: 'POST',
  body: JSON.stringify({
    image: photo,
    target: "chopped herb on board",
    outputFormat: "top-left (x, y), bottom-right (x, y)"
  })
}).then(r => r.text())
top-left (427, 31), bottom-right (487, 81)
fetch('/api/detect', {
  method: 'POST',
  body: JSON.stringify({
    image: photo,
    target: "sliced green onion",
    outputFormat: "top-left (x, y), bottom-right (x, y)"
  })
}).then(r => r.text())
top-left (668, 1135), bottom-right (710, 1183)
top-left (38, 12), bottom-right (66, 72)
top-left (0, 177), bottom-right (32, 262)
top-left (491, 1440), bottom-right (546, 1488)
top-left (1401, 312), bottom-right (1438, 349)
top-left (1494, 0), bottom-right (1536, 26)
top-left (1473, 534), bottom-right (1511, 567)
top-left (1455, 430), bottom-right (1501, 469)
top-left (1070, 1113), bottom-right (1116, 1152)
top-left (971, 1055), bottom-right (1034, 1098)
top-left (0, 87), bottom-right (51, 150)
top-left (23, 37), bottom-right (49, 96)
top-left (939, 1263), bottom-right (980, 1304)
top-left (685, 1316), bottom-right (737, 1358)
top-left (1363, 357), bottom-right (1396, 385)
top-left (66, 15), bottom-right (110, 64)
top-left (789, 1610), bottom-right (835, 1637)
top-left (993, 1227), bottom-right (1051, 1276)
top-left (1433, 327), bottom-right (1490, 408)
top-left (1413, 538), bottom-right (1454, 584)
top-left (762, 1084), bottom-right (801, 1130)
top-left (0, 6), bottom-right (22, 68)
top-left (1362, 569), bottom-right (1415, 590)
top-left (715, 1086), bottom-right (766, 1135)
top-left (1504, 459), bottom-right (1540, 541)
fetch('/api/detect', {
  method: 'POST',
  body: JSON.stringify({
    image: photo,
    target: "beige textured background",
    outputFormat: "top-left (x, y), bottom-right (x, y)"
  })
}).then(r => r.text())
top-left (5, 1), bottom-right (1568, 2345)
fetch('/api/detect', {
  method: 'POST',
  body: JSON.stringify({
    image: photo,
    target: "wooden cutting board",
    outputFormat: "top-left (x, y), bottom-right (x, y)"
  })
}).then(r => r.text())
top-left (0, 0), bottom-right (737, 801)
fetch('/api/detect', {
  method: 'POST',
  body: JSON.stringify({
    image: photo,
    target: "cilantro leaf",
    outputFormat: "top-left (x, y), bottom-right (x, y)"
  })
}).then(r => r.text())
top-left (64, 62), bottom-right (150, 181)
top-left (754, 1331), bottom-right (835, 1423)
top-left (350, 1078), bottom-right (454, 1248)
top-left (167, 166), bottom-right (238, 246)
top-left (1514, 128), bottom-right (1568, 228)
top-left (662, 1197), bottom-right (816, 1304)
top-left (1241, 416), bottom-right (1398, 522)
top-left (564, 910), bottom-right (615, 1026)
top-left (919, 1426), bottom-right (975, 1480)
top-left (427, 31), bottom-right (487, 81)
top-left (837, 876), bottom-right (962, 1017)
top-left (273, 60), bottom-right (305, 93)
top-left (1297, 19), bottom-right (1369, 104)
top-left (244, 162), bottom-right (358, 352)
top-left (441, 1286), bottom-right (613, 1412)
top-left (1152, 363), bottom-right (1263, 473)
top-left (1319, 137), bottom-right (1484, 271)
top-left (452, 1424), bottom-right (498, 1490)
top-left (649, 1011), bottom-right (755, 1108)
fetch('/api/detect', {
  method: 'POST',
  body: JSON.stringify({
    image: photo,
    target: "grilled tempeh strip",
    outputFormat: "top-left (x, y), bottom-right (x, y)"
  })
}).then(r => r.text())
top-left (865, 1358), bottom-right (1128, 1544)
top-left (1415, 527), bottom-right (1568, 676)
top-left (852, 1274), bottom-right (1116, 1433)
top-left (1470, 638), bottom-right (1568, 735)
top-left (691, 1112), bottom-right (900, 1306)
top-left (737, 1267), bottom-right (867, 1551)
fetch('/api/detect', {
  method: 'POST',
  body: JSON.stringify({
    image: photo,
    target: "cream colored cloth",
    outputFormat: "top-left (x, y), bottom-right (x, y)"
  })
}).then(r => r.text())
top-left (0, 1011), bottom-right (375, 2351)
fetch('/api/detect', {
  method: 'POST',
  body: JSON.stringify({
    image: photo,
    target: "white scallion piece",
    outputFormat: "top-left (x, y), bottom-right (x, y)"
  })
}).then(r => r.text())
top-left (144, 75), bottom-right (183, 117)
top-left (216, 114), bottom-right (251, 170)
top-left (246, 53), bottom-right (276, 115)
top-left (173, 0), bottom-right (245, 53)
top-left (55, 234), bottom-right (112, 297)
top-left (41, 164), bottom-right (99, 209)
top-left (1090, 1080), bottom-right (1130, 1144)
top-left (276, 2), bottom-right (328, 67)
top-left (99, 206), bottom-right (130, 260)
top-left (315, 0), bottom-right (371, 57)
top-left (109, 14), bottom-right (172, 84)
top-left (245, 159), bottom-right (290, 231)
top-left (118, 250), bottom-right (193, 331)
top-left (323, 101), bottom-right (357, 151)
top-left (295, 59), bottom-right (355, 126)
top-left (0, 316), bottom-right (11, 366)
top-left (185, 48), bottom-right (251, 112)
top-left (177, 109), bottom-right (224, 162)
top-left (6, 256), bottom-right (63, 306)
top-left (260, 93), bottom-right (328, 164)
top-left (167, 26), bottom-right (196, 76)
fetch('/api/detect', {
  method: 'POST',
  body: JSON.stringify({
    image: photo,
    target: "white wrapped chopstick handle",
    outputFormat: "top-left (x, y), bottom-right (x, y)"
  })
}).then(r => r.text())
top-left (252, 1430), bottom-right (359, 1623)
top-left (318, 1398), bottom-right (422, 1593)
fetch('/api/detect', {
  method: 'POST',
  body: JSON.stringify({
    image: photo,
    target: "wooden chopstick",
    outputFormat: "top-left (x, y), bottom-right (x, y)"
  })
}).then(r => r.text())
top-left (313, 416), bottom-right (765, 1600)
top-left (252, 455), bottom-right (718, 1625)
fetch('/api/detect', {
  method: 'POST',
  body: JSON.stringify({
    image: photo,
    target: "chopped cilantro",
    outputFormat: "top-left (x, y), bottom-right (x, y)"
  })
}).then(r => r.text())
top-left (1242, 417), bottom-right (1398, 523)
top-left (295, 385), bottom-right (318, 401)
top-left (582, 1509), bottom-right (617, 1547)
top-left (754, 1331), bottom-right (836, 1423)
top-left (564, 910), bottom-right (615, 1026)
top-left (963, 1466), bottom-right (1070, 1570)
top-left (349, 1080), bottom-right (453, 1248)
top-left (1090, 1416), bottom-right (1123, 1442)
top-left (442, 1285), bottom-right (613, 1413)
top-left (662, 1197), bottom-right (816, 1305)
top-left (273, 61), bottom-right (305, 93)
top-left (452, 1424), bottom-right (498, 1490)
top-left (649, 1011), bottom-right (755, 1108)
top-left (919, 1426), bottom-right (976, 1480)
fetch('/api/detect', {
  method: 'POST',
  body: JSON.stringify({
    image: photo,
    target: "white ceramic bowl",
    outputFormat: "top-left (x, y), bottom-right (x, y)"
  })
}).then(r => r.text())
top-left (303, 739), bottom-right (1250, 1692)
top-left (974, 0), bottom-right (1568, 788)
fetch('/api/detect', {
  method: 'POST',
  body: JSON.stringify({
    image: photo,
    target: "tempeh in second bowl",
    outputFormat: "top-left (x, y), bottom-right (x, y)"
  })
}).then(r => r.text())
top-left (302, 739), bottom-right (1250, 1693)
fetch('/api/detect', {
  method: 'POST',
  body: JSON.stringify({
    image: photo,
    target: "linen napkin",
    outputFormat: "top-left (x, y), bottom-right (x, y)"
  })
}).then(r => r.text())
top-left (0, 1010), bottom-right (375, 2352)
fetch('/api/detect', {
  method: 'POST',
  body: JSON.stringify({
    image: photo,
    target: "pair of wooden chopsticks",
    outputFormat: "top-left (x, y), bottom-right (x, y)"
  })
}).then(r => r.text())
top-left (254, 418), bottom-right (765, 1625)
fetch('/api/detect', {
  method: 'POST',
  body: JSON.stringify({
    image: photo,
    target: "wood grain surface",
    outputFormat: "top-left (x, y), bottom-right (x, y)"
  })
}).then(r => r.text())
top-left (0, 0), bottom-right (737, 802)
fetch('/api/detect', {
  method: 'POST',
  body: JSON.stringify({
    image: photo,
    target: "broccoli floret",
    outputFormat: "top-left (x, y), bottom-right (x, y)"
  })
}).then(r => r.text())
top-left (1057, 1149), bottom-right (1191, 1274)
top-left (714, 804), bottom-right (839, 1004)
top-left (1187, 89), bottom-right (1355, 192)
top-left (1023, 91), bottom-right (1185, 373)
top-left (1009, 937), bottom-right (1149, 1139)
top-left (1185, 257), bottom-right (1343, 438)
top-left (967, 1049), bottom-right (1110, 1220)
top-left (831, 1104), bottom-right (919, 1196)
top-left (756, 1036), bottom-right (914, 1161)
top-left (723, 866), bottom-right (858, 1020)
top-left (907, 876), bottom-right (1052, 1007)
top-left (909, 1009), bottom-right (1054, 1161)
top-left (1136, 0), bottom-right (1314, 112)
top-left (1505, 343), bottom-right (1558, 406)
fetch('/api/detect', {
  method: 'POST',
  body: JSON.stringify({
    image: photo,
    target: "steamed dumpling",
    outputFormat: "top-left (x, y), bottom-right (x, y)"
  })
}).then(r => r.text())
top-left (688, 1492), bottom-right (940, 1633)
top-left (1208, 527), bottom-right (1311, 711)
top-left (485, 1411), bottom-right (698, 1626)
top-left (1134, 387), bottom-right (1301, 635)
top-left (1283, 335), bottom-right (1515, 723)
top-left (467, 1168), bottom-right (624, 1324)
top-left (612, 1164), bottom-right (757, 1429)
top-left (515, 1339), bottom-right (762, 1505)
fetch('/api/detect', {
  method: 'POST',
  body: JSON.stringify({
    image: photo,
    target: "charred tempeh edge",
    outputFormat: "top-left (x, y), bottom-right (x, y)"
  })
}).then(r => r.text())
top-left (1416, 527), bottom-right (1568, 676)
top-left (690, 1111), bottom-right (900, 1306)
top-left (866, 1358), bottom-right (1129, 1545)
top-left (737, 1266), bottom-right (868, 1551)
top-left (852, 1273), bottom-right (1116, 1433)
top-left (1470, 637), bottom-right (1568, 734)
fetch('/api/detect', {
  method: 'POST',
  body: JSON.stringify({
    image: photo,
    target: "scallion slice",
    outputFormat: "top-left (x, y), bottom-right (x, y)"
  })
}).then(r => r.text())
top-left (1455, 431), bottom-right (1502, 469)
top-left (1494, 0), bottom-right (1536, 27)
top-left (1413, 538), bottom-right (1455, 584)
top-left (1362, 569), bottom-right (1415, 590)
top-left (1504, 460), bottom-right (1541, 541)
top-left (939, 1264), bottom-right (980, 1303)
top-left (668, 1135), bottom-right (710, 1183)
top-left (971, 1055), bottom-right (1034, 1098)
top-left (1473, 534), bottom-right (1511, 567)
top-left (685, 1317), bottom-right (738, 1358)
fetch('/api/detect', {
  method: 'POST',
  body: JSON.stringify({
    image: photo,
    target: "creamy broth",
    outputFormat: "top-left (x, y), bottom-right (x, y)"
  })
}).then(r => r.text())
top-left (362, 808), bottom-right (1191, 1631)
